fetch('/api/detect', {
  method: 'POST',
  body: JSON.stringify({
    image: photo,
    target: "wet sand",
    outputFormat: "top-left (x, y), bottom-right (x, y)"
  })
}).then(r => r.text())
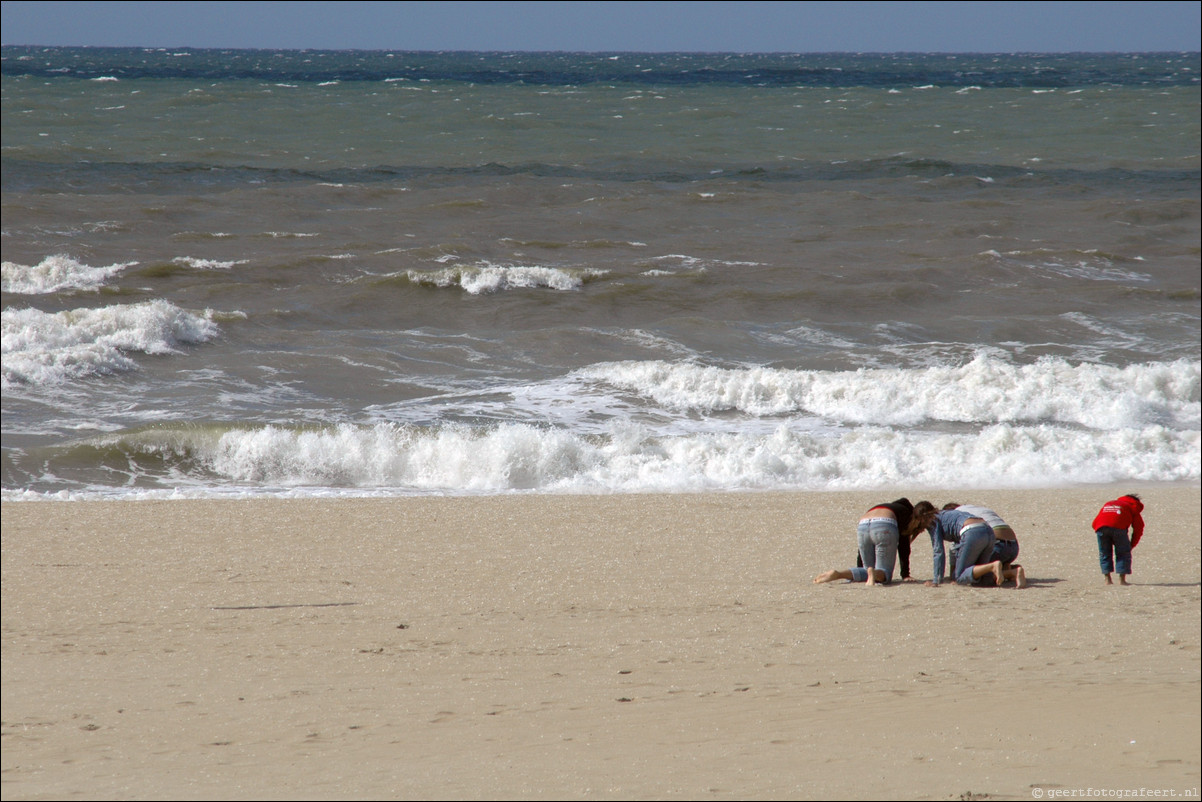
top-left (2, 486), bottom-right (1199, 800)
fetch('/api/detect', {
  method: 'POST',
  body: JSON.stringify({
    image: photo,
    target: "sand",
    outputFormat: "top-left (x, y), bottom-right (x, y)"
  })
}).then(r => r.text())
top-left (2, 486), bottom-right (1199, 800)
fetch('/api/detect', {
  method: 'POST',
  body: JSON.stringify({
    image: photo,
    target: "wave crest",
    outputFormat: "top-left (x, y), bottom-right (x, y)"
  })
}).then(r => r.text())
top-left (14, 419), bottom-right (1197, 498)
top-left (405, 264), bottom-right (606, 294)
top-left (2, 255), bottom-right (133, 294)
top-left (2, 300), bottom-right (221, 387)
top-left (575, 356), bottom-right (1200, 430)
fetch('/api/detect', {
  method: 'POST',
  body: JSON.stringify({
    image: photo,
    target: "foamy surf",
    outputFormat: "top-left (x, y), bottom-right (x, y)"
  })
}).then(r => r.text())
top-left (404, 264), bottom-right (607, 294)
top-left (1, 300), bottom-right (222, 388)
top-left (4, 417), bottom-right (1197, 500)
top-left (572, 357), bottom-right (1200, 431)
top-left (2, 255), bottom-right (134, 295)
top-left (170, 257), bottom-right (248, 270)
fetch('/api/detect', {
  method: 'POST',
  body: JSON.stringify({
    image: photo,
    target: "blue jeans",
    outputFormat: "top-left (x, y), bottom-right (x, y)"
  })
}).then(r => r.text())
top-left (992, 538), bottom-right (1020, 566)
top-left (849, 518), bottom-right (900, 584)
top-left (954, 524), bottom-right (996, 585)
top-left (1096, 526), bottom-right (1132, 575)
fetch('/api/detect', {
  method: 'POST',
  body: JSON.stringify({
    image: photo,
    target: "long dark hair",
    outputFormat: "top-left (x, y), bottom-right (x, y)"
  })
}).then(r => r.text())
top-left (907, 500), bottom-right (939, 537)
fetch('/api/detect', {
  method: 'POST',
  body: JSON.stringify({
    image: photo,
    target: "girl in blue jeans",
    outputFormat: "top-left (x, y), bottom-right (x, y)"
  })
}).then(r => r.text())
top-left (943, 502), bottom-right (1026, 588)
top-left (812, 498), bottom-right (924, 586)
top-left (915, 502), bottom-right (1006, 587)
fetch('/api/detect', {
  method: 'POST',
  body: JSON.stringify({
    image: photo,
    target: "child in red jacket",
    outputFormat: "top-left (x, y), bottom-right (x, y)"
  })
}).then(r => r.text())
top-left (1092, 494), bottom-right (1145, 585)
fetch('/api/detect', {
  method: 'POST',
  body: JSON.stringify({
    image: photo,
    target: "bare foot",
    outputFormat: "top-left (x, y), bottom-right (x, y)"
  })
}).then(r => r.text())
top-left (814, 570), bottom-right (841, 584)
top-left (1119, 575), bottom-right (1130, 586)
top-left (991, 561), bottom-right (1005, 587)
top-left (1104, 574), bottom-right (1114, 585)
top-left (1014, 565), bottom-right (1027, 589)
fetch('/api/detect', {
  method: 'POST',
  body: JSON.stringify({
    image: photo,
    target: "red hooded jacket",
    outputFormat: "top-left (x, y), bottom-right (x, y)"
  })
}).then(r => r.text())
top-left (1092, 495), bottom-right (1145, 548)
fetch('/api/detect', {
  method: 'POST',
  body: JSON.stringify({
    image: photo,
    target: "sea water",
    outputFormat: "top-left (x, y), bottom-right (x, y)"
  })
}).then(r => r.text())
top-left (2, 48), bottom-right (1199, 498)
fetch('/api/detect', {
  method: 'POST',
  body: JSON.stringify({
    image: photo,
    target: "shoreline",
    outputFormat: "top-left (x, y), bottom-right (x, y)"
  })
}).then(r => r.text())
top-left (4, 486), bottom-right (1199, 799)
top-left (2, 477), bottom-right (1196, 502)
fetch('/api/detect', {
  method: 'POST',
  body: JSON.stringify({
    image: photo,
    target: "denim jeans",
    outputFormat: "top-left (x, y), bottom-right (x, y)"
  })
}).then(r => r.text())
top-left (991, 537), bottom-right (1020, 566)
top-left (1096, 526), bottom-right (1132, 575)
top-left (849, 518), bottom-right (900, 584)
top-left (953, 523), bottom-right (996, 585)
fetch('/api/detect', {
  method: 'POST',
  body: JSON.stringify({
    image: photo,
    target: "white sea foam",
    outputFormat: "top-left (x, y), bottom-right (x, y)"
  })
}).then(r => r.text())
top-left (15, 353), bottom-right (1192, 499)
top-left (405, 264), bottom-right (606, 294)
top-left (49, 416), bottom-right (1195, 498)
top-left (982, 247), bottom-right (1152, 283)
top-left (650, 254), bottom-right (707, 268)
top-left (573, 356), bottom-right (1201, 431)
top-left (171, 256), bottom-right (247, 270)
top-left (1, 300), bottom-right (221, 388)
top-left (2, 255), bottom-right (133, 294)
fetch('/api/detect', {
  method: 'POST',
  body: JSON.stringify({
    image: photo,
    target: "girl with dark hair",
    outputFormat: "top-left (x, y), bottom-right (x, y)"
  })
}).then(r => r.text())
top-left (813, 498), bottom-right (930, 586)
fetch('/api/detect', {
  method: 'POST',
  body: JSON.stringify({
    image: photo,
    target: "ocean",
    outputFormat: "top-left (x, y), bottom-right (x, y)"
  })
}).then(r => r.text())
top-left (2, 48), bottom-right (1199, 499)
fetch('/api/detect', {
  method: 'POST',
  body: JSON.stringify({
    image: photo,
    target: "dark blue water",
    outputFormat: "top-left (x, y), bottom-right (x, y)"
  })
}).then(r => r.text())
top-left (4, 47), bottom-right (1199, 86)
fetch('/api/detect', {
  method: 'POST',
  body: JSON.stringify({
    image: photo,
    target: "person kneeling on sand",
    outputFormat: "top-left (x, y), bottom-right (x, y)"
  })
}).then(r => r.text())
top-left (943, 502), bottom-right (1026, 588)
top-left (813, 498), bottom-right (928, 586)
top-left (916, 502), bottom-right (1005, 587)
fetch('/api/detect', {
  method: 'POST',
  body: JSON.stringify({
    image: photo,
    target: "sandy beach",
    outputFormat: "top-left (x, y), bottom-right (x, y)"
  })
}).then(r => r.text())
top-left (2, 485), bottom-right (1199, 800)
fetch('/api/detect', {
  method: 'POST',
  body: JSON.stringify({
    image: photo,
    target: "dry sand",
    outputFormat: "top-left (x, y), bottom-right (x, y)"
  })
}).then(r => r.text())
top-left (2, 486), bottom-right (1199, 800)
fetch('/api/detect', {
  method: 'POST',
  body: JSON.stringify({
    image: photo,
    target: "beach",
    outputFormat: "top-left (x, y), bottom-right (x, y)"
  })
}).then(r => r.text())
top-left (3, 45), bottom-right (1199, 802)
top-left (3, 485), bottom-right (1199, 800)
